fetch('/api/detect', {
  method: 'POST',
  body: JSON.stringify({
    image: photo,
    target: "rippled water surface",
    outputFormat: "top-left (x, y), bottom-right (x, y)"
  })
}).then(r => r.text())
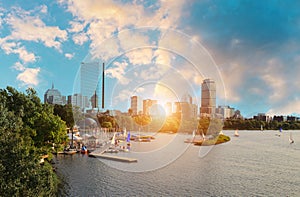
top-left (55, 130), bottom-right (300, 196)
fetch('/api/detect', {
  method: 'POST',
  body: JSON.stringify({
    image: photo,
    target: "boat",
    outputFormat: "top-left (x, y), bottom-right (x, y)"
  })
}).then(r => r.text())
top-left (63, 148), bottom-right (77, 155)
top-left (275, 127), bottom-right (282, 137)
top-left (192, 130), bottom-right (196, 138)
top-left (81, 146), bottom-right (88, 154)
top-left (234, 129), bottom-right (239, 137)
top-left (202, 133), bottom-right (206, 140)
top-left (289, 132), bottom-right (294, 144)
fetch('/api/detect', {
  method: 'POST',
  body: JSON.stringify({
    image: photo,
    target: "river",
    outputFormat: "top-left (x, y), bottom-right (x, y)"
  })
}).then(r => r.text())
top-left (55, 130), bottom-right (300, 196)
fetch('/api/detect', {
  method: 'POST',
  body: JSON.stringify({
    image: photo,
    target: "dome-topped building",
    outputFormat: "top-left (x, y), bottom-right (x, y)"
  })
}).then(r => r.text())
top-left (44, 83), bottom-right (63, 105)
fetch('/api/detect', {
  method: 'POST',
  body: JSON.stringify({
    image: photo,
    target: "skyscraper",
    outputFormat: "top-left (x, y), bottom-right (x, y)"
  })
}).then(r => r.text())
top-left (131, 96), bottom-right (142, 115)
top-left (91, 91), bottom-right (99, 109)
top-left (200, 79), bottom-right (216, 116)
top-left (143, 99), bottom-right (158, 115)
top-left (80, 62), bottom-right (100, 104)
top-left (44, 83), bottom-right (63, 105)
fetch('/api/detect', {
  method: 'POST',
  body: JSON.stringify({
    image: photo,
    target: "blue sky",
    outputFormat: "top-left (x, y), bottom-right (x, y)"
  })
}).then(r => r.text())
top-left (1, 0), bottom-right (300, 118)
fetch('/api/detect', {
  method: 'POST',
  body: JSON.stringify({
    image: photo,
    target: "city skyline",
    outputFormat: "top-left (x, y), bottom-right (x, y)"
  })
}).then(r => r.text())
top-left (1, 1), bottom-right (300, 118)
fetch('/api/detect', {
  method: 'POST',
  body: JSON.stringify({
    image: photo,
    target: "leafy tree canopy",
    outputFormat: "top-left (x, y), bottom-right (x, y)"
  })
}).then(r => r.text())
top-left (0, 86), bottom-right (67, 196)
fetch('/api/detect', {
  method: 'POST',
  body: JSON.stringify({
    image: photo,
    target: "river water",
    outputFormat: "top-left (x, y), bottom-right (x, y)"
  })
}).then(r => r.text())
top-left (55, 130), bottom-right (300, 196)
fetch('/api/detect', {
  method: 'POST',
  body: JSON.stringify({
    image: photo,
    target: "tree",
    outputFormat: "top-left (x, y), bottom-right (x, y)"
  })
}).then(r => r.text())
top-left (0, 86), bottom-right (67, 195)
top-left (198, 117), bottom-right (223, 136)
top-left (0, 104), bottom-right (58, 196)
top-left (97, 111), bottom-right (117, 131)
top-left (53, 104), bottom-right (83, 128)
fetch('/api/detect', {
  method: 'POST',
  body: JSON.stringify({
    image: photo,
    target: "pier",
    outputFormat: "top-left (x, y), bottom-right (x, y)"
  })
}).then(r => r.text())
top-left (89, 152), bottom-right (137, 162)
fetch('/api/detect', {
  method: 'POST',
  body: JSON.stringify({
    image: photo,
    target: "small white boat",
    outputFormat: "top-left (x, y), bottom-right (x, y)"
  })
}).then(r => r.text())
top-left (289, 132), bottom-right (294, 144)
top-left (234, 129), bottom-right (239, 137)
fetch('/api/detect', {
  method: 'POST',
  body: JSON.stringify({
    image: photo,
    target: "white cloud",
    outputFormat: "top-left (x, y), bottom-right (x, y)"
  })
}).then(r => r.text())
top-left (17, 67), bottom-right (41, 86)
top-left (106, 61), bottom-right (130, 85)
top-left (65, 53), bottom-right (74, 59)
top-left (261, 58), bottom-right (286, 102)
top-left (68, 20), bottom-right (86, 33)
top-left (14, 46), bottom-right (36, 63)
top-left (0, 42), bottom-right (36, 63)
top-left (267, 99), bottom-right (300, 116)
top-left (38, 5), bottom-right (48, 14)
top-left (115, 89), bottom-right (132, 103)
top-left (153, 49), bottom-right (172, 66)
top-left (72, 32), bottom-right (89, 45)
top-left (118, 30), bottom-right (153, 65)
top-left (12, 62), bottom-right (25, 71)
top-left (61, 0), bottom-right (186, 61)
top-left (4, 7), bottom-right (67, 51)
top-left (125, 48), bottom-right (153, 65)
top-left (220, 63), bottom-right (244, 102)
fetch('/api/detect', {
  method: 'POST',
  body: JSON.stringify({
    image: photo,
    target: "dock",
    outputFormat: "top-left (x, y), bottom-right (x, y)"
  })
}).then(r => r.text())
top-left (89, 152), bottom-right (137, 163)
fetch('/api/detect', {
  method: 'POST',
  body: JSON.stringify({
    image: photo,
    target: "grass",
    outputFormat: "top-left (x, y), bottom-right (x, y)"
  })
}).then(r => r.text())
top-left (194, 134), bottom-right (231, 146)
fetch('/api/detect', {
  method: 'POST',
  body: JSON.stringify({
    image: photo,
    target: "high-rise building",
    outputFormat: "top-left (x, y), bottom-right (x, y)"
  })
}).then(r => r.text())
top-left (216, 105), bottom-right (235, 119)
top-left (91, 91), bottom-right (98, 109)
top-left (200, 79), bottom-right (216, 117)
top-left (131, 96), bottom-right (142, 115)
top-left (44, 83), bottom-right (63, 105)
top-left (143, 99), bottom-right (158, 115)
top-left (174, 101), bottom-right (198, 120)
top-left (68, 93), bottom-right (90, 109)
top-left (80, 62), bottom-right (100, 103)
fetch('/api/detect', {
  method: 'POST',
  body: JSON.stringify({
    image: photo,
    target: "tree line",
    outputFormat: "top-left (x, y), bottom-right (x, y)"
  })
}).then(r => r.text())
top-left (0, 87), bottom-right (68, 196)
top-left (223, 118), bottom-right (300, 130)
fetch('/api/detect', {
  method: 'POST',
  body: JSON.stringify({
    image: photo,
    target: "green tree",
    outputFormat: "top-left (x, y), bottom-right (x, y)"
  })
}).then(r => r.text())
top-left (0, 86), bottom-right (67, 195)
top-left (198, 117), bottom-right (223, 136)
top-left (0, 104), bottom-right (57, 196)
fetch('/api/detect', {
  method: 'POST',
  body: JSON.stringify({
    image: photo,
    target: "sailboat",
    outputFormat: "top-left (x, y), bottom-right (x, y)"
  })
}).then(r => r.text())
top-left (106, 133), bottom-right (119, 153)
top-left (234, 129), bottom-right (239, 137)
top-left (202, 132), bottom-right (206, 140)
top-left (289, 132), bottom-right (294, 144)
top-left (126, 132), bottom-right (131, 151)
top-left (192, 130), bottom-right (196, 138)
top-left (276, 127), bottom-right (282, 137)
top-left (111, 133), bottom-right (116, 145)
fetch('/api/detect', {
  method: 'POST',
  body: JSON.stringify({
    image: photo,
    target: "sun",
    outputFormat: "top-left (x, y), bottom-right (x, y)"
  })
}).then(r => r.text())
top-left (154, 83), bottom-right (178, 116)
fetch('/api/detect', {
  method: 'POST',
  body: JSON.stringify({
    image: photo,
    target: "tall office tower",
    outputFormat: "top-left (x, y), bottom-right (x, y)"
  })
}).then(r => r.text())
top-left (143, 99), bottom-right (158, 115)
top-left (91, 91), bottom-right (98, 109)
top-left (174, 101), bottom-right (198, 120)
top-left (131, 96), bottom-right (142, 115)
top-left (44, 83), bottom-right (63, 105)
top-left (71, 93), bottom-right (83, 108)
top-left (80, 62), bottom-right (100, 105)
top-left (200, 79), bottom-right (216, 116)
top-left (67, 95), bottom-right (72, 105)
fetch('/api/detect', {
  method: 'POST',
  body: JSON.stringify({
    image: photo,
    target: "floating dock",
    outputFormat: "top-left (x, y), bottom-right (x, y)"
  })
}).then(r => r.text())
top-left (89, 152), bottom-right (137, 163)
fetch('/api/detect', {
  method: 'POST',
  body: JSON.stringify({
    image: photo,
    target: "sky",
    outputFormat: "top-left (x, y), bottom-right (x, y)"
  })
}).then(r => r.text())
top-left (1, 0), bottom-right (300, 118)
